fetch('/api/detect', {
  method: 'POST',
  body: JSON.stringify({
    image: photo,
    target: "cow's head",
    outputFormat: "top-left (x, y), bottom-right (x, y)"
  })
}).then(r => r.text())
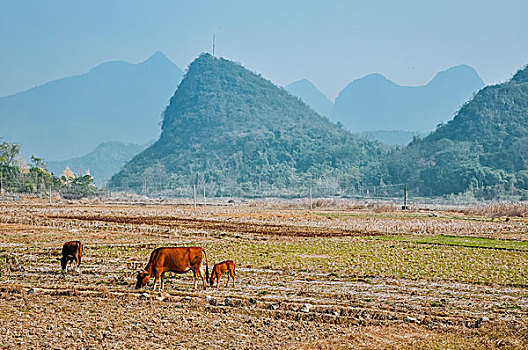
top-left (60, 257), bottom-right (68, 271)
top-left (135, 270), bottom-right (150, 289)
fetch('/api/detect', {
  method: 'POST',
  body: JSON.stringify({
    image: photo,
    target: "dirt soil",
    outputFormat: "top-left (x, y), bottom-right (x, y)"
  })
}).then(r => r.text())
top-left (1, 198), bottom-right (527, 349)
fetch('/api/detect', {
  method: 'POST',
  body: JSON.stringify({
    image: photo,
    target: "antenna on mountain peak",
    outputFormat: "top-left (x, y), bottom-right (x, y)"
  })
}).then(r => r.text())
top-left (212, 33), bottom-right (216, 56)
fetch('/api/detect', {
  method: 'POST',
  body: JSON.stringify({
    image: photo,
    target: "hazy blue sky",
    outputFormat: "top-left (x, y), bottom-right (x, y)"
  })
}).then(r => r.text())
top-left (1, 0), bottom-right (527, 99)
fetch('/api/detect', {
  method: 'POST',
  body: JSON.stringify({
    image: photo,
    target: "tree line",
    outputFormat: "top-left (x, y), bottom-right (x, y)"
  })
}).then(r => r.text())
top-left (0, 139), bottom-right (97, 199)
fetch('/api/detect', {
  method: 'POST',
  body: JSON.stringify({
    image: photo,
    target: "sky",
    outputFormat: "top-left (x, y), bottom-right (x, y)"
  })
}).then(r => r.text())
top-left (1, 0), bottom-right (527, 99)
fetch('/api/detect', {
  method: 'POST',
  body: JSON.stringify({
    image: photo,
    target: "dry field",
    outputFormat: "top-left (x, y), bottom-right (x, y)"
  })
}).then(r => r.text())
top-left (1, 197), bottom-right (528, 349)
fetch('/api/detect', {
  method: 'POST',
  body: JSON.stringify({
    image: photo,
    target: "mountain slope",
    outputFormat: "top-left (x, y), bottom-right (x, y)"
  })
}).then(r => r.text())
top-left (0, 51), bottom-right (183, 160)
top-left (356, 130), bottom-right (430, 146)
top-left (385, 64), bottom-right (528, 198)
top-left (285, 79), bottom-right (334, 117)
top-left (47, 141), bottom-right (148, 186)
top-left (331, 65), bottom-right (484, 132)
top-left (110, 54), bottom-right (388, 196)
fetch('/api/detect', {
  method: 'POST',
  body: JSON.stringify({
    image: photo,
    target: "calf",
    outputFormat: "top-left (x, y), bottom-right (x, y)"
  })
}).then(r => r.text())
top-left (209, 260), bottom-right (236, 288)
top-left (135, 247), bottom-right (209, 291)
top-left (61, 241), bottom-right (82, 273)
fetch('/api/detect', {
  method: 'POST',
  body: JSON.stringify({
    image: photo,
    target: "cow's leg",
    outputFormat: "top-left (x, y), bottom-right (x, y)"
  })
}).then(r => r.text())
top-left (75, 256), bottom-right (81, 273)
top-left (216, 274), bottom-right (220, 288)
top-left (160, 272), bottom-right (165, 291)
top-left (200, 266), bottom-right (207, 289)
top-left (192, 269), bottom-right (199, 291)
top-left (232, 271), bottom-right (236, 288)
top-left (76, 254), bottom-right (81, 273)
top-left (225, 273), bottom-right (230, 288)
top-left (152, 271), bottom-right (161, 291)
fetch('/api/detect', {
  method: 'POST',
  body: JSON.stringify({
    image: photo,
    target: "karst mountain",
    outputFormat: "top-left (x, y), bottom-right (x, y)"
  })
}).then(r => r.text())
top-left (110, 53), bottom-right (387, 196)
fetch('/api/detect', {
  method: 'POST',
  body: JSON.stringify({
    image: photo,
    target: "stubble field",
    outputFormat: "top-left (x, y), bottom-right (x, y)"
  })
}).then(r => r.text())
top-left (1, 197), bottom-right (527, 349)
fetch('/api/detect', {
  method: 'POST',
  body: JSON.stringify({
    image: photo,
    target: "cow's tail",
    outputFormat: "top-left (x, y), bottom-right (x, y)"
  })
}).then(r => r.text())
top-left (202, 248), bottom-right (209, 282)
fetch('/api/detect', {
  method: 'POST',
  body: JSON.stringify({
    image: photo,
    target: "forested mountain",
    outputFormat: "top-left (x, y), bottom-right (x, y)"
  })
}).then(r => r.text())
top-left (0, 51), bottom-right (182, 160)
top-left (110, 54), bottom-right (388, 196)
top-left (47, 141), bottom-right (148, 186)
top-left (331, 65), bottom-right (484, 132)
top-left (384, 64), bottom-right (528, 198)
top-left (285, 79), bottom-right (334, 117)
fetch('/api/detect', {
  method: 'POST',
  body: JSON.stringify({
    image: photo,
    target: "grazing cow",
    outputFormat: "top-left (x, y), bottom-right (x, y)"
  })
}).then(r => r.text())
top-left (135, 247), bottom-right (209, 291)
top-left (61, 241), bottom-right (82, 273)
top-left (209, 260), bottom-right (236, 288)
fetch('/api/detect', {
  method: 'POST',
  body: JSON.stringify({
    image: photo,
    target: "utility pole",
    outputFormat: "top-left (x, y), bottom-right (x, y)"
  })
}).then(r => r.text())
top-left (193, 183), bottom-right (197, 211)
top-left (49, 185), bottom-right (52, 205)
top-left (402, 183), bottom-right (408, 210)
top-left (203, 184), bottom-right (206, 207)
top-left (309, 185), bottom-right (312, 211)
top-left (0, 173), bottom-right (3, 194)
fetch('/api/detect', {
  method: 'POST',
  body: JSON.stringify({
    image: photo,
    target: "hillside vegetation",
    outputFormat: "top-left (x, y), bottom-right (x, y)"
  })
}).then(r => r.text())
top-left (385, 65), bottom-right (528, 199)
top-left (0, 139), bottom-right (96, 199)
top-left (110, 54), bottom-right (388, 196)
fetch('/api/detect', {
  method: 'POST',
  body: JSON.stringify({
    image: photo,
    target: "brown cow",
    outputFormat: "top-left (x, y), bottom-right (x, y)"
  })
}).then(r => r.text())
top-left (209, 260), bottom-right (236, 288)
top-left (61, 241), bottom-right (82, 273)
top-left (135, 247), bottom-right (209, 291)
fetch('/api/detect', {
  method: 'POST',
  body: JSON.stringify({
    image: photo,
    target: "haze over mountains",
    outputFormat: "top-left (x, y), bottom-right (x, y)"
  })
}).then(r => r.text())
top-left (0, 51), bottom-right (183, 160)
top-left (47, 141), bottom-right (149, 186)
top-left (283, 66), bottom-right (484, 145)
top-left (330, 65), bottom-right (485, 132)
top-left (284, 79), bottom-right (334, 117)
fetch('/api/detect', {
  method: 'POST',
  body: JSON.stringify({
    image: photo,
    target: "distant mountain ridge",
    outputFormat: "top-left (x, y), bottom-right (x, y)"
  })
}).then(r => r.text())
top-left (47, 141), bottom-right (149, 186)
top-left (285, 79), bottom-right (334, 117)
top-left (0, 51), bottom-right (183, 160)
top-left (331, 65), bottom-right (485, 132)
top-left (110, 53), bottom-right (388, 196)
top-left (384, 64), bottom-right (528, 198)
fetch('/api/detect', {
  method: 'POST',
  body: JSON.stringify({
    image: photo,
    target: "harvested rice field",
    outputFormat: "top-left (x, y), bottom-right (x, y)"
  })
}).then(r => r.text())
top-left (1, 197), bottom-right (527, 349)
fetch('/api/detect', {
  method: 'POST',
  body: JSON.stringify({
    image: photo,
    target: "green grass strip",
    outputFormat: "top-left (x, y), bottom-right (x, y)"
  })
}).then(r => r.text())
top-left (371, 234), bottom-right (528, 251)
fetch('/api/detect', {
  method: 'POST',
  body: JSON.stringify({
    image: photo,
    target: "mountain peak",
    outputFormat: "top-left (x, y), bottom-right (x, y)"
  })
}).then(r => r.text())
top-left (2, 51), bottom-right (184, 160)
top-left (332, 65), bottom-right (485, 132)
top-left (428, 65), bottom-right (484, 87)
top-left (141, 51), bottom-right (174, 66)
top-left (349, 73), bottom-right (397, 88)
top-left (289, 79), bottom-right (315, 87)
top-left (187, 52), bottom-right (216, 65)
top-left (362, 73), bottom-right (388, 81)
top-left (285, 79), bottom-right (334, 116)
top-left (285, 79), bottom-right (323, 93)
